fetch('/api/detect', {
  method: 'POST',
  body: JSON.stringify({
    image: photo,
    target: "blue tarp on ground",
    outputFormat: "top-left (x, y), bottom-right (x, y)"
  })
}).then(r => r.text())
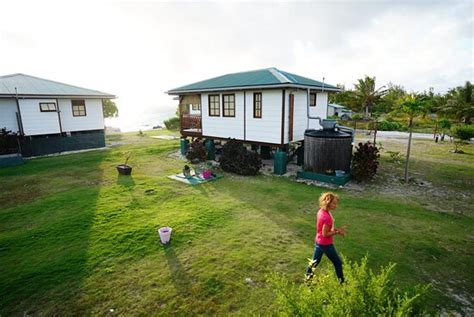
top-left (168, 173), bottom-right (223, 185)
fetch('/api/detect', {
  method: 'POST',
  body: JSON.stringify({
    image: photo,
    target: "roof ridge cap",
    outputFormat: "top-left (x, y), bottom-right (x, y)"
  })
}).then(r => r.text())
top-left (0, 73), bottom-right (25, 79)
top-left (268, 68), bottom-right (292, 83)
top-left (6, 73), bottom-right (111, 95)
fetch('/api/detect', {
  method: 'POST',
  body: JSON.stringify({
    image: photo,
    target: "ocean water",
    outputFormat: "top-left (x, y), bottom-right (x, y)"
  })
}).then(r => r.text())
top-left (105, 112), bottom-right (172, 132)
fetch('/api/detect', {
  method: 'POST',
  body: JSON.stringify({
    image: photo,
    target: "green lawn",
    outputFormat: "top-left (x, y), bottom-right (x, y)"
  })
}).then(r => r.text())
top-left (0, 131), bottom-right (473, 315)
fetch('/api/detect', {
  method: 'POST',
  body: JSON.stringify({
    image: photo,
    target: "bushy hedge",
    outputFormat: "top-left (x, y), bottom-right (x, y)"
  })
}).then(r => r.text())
top-left (164, 117), bottom-right (180, 130)
top-left (0, 128), bottom-right (19, 155)
top-left (352, 142), bottom-right (380, 182)
top-left (378, 120), bottom-right (405, 131)
top-left (451, 125), bottom-right (474, 141)
top-left (219, 139), bottom-right (261, 175)
top-left (186, 139), bottom-right (207, 163)
top-left (269, 256), bottom-right (430, 316)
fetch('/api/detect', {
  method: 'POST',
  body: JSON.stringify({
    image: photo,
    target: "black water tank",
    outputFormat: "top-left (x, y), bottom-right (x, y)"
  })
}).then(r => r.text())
top-left (304, 129), bottom-right (352, 173)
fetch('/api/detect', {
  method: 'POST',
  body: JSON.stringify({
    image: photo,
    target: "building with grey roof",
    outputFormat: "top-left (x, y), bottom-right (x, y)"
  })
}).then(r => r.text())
top-left (0, 74), bottom-right (115, 157)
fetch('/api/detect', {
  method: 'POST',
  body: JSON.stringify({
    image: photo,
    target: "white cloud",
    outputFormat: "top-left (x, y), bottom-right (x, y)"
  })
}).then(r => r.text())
top-left (1, 0), bottom-right (472, 130)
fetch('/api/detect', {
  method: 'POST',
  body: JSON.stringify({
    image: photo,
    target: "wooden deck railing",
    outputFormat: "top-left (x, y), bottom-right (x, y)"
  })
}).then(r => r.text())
top-left (181, 114), bottom-right (202, 130)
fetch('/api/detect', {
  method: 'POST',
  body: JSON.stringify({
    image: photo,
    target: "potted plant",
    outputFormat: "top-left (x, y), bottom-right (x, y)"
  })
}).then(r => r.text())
top-left (182, 165), bottom-right (192, 178)
top-left (117, 152), bottom-right (132, 175)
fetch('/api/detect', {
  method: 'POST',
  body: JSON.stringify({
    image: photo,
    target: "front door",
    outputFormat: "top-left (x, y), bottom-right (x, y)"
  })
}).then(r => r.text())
top-left (289, 94), bottom-right (294, 142)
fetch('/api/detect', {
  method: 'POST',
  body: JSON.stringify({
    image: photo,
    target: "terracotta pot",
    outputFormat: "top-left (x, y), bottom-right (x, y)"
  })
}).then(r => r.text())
top-left (116, 164), bottom-right (132, 175)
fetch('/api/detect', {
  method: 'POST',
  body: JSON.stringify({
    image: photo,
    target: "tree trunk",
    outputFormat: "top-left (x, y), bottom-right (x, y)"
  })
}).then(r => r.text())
top-left (373, 121), bottom-right (378, 144)
top-left (404, 117), bottom-right (413, 183)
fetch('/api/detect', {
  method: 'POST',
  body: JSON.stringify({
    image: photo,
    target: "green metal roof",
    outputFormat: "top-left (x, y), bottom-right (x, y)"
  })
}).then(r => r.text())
top-left (167, 68), bottom-right (339, 94)
top-left (0, 73), bottom-right (115, 98)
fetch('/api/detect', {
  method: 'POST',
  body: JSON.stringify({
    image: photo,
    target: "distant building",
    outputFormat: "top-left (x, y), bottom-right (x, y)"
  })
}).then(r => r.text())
top-left (327, 103), bottom-right (352, 119)
top-left (167, 67), bottom-right (340, 147)
top-left (0, 73), bottom-right (115, 157)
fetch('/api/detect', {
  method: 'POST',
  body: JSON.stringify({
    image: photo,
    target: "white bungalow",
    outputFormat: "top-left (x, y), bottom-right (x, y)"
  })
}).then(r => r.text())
top-left (167, 68), bottom-right (340, 147)
top-left (0, 73), bottom-right (115, 157)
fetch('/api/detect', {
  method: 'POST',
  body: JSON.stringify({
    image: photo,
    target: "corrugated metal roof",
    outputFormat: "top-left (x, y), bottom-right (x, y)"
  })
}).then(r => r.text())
top-left (328, 103), bottom-right (346, 109)
top-left (167, 67), bottom-right (339, 94)
top-left (0, 73), bottom-right (115, 98)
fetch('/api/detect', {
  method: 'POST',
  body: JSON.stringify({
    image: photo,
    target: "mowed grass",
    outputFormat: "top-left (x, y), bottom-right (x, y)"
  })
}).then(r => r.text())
top-left (0, 131), bottom-right (473, 315)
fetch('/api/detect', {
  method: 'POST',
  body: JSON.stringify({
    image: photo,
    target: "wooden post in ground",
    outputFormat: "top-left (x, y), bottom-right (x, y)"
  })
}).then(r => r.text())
top-left (373, 121), bottom-right (378, 144)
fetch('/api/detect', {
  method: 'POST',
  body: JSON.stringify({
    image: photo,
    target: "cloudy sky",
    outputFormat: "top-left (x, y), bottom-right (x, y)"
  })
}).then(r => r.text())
top-left (1, 0), bottom-right (472, 130)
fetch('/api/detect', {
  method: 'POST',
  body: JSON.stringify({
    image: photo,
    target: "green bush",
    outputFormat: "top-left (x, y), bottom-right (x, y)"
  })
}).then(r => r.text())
top-left (438, 119), bottom-right (452, 130)
top-left (164, 117), bottom-right (180, 130)
top-left (451, 125), bottom-right (474, 153)
top-left (351, 113), bottom-right (363, 120)
top-left (219, 139), bottom-right (261, 175)
top-left (378, 120), bottom-right (405, 131)
top-left (0, 128), bottom-right (19, 155)
top-left (269, 256), bottom-right (430, 316)
top-left (451, 125), bottom-right (474, 141)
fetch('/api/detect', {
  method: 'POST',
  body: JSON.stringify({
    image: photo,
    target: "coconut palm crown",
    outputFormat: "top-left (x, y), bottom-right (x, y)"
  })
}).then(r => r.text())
top-left (354, 76), bottom-right (387, 118)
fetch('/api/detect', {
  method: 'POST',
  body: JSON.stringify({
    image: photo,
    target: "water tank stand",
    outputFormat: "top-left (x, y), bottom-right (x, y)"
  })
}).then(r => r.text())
top-left (296, 170), bottom-right (351, 186)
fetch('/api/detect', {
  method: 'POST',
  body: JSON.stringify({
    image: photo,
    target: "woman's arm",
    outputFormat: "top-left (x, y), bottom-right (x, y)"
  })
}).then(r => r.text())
top-left (322, 224), bottom-right (339, 237)
top-left (322, 224), bottom-right (347, 238)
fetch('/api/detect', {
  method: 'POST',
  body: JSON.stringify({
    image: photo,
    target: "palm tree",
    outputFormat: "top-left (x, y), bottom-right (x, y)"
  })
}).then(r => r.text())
top-left (441, 81), bottom-right (473, 123)
top-left (353, 76), bottom-right (387, 118)
top-left (398, 94), bottom-right (428, 183)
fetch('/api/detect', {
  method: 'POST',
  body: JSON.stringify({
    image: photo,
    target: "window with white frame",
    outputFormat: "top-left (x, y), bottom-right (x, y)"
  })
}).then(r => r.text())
top-left (39, 102), bottom-right (57, 112)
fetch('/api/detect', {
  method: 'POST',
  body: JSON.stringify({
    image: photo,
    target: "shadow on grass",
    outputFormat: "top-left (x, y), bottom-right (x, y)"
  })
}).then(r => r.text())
top-left (213, 176), bottom-right (317, 245)
top-left (163, 244), bottom-right (192, 297)
top-left (116, 174), bottom-right (136, 188)
top-left (0, 150), bottom-right (107, 315)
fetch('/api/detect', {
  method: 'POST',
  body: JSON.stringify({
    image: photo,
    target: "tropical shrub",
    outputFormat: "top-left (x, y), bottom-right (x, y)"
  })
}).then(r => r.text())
top-left (451, 125), bottom-right (474, 153)
top-left (386, 151), bottom-right (404, 165)
top-left (351, 113), bottom-right (363, 121)
top-left (269, 256), bottom-right (430, 316)
top-left (451, 125), bottom-right (474, 141)
top-left (219, 139), bottom-right (261, 175)
top-left (352, 142), bottom-right (380, 182)
top-left (0, 128), bottom-right (19, 155)
top-left (186, 139), bottom-right (207, 163)
top-left (437, 118), bottom-right (452, 141)
top-left (164, 117), bottom-right (180, 130)
top-left (378, 120), bottom-right (404, 131)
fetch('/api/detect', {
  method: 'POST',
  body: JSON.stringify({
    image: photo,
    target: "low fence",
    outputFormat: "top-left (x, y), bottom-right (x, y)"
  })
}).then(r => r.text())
top-left (181, 114), bottom-right (201, 130)
top-left (339, 120), bottom-right (380, 143)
